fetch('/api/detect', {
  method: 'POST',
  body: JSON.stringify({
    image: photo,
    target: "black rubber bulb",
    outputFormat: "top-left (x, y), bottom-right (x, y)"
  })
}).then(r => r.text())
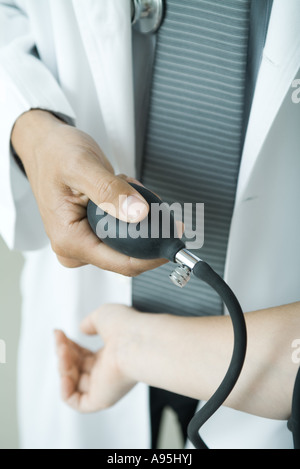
top-left (87, 183), bottom-right (185, 262)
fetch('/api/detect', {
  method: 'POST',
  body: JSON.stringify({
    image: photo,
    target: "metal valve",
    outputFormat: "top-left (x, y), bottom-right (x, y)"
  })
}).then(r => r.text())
top-left (170, 249), bottom-right (202, 288)
top-left (169, 264), bottom-right (191, 288)
top-left (131, 0), bottom-right (164, 34)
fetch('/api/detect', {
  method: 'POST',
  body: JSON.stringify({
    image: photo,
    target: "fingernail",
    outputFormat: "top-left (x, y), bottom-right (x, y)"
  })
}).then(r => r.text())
top-left (122, 196), bottom-right (148, 222)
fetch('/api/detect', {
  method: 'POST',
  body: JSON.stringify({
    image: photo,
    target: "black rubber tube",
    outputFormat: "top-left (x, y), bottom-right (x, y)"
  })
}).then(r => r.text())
top-left (291, 367), bottom-right (300, 449)
top-left (187, 261), bottom-right (247, 449)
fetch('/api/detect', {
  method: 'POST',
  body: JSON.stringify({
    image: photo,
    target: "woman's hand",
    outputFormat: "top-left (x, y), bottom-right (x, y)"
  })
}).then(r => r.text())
top-left (55, 304), bottom-right (139, 413)
top-left (11, 110), bottom-right (166, 275)
top-left (55, 302), bottom-right (300, 419)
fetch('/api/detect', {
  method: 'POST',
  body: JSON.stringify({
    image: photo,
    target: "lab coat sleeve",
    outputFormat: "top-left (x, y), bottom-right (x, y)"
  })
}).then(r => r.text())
top-left (0, 1), bottom-right (76, 251)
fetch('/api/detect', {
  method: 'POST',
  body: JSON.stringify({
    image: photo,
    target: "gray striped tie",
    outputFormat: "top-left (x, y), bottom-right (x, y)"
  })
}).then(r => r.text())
top-left (133, 0), bottom-right (251, 317)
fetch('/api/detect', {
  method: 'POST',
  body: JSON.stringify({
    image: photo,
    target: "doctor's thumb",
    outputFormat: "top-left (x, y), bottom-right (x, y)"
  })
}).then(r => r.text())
top-left (82, 168), bottom-right (149, 224)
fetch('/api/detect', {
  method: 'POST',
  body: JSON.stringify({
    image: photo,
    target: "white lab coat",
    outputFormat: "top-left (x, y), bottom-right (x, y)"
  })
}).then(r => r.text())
top-left (0, 0), bottom-right (299, 450)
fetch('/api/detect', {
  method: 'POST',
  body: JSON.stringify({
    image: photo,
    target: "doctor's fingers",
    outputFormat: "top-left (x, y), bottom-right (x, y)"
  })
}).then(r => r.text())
top-left (53, 215), bottom-right (166, 276)
top-left (88, 243), bottom-right (167, 276)
top-left (56, 255), bottom-right (87, 269)
top-left (117, 174), bottom-right (162, 200)
top-left (56, 240), bottom-right (166, 276)
top-left (97, 244), bottom-right (167, 276)
top-left (76, 234), bottom-right (167, 277)
top-left (69, 158), bottom-right (149, 224)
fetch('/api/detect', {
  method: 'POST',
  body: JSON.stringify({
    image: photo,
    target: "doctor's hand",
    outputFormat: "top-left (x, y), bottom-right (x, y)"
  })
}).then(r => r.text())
top-left (55, 304), bottom-right (138, 413)
top-left (11, 110), bottom-right (167, 276)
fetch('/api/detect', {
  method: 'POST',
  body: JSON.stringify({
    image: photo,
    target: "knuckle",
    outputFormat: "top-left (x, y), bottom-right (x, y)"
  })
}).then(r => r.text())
top-left (117, 173), bottom-right (128, 182)
top-left (51, 233), bottom-right (68, 258)
top-left (51, 242), bottom-right (64, 258)
top-left (56, 255), bottom-right (70, 267)
top-left (99, 399), bottom-right (113, 411)
top-left (118, 258), bottom-right (142, 278)
top-left (96, 176), bottom-right (120, 203)
top-left (56, 255), bottom-right (82, 269)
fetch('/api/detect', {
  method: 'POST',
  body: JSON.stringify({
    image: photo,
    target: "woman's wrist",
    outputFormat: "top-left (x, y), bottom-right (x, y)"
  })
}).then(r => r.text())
top-left (115, 310), bottom-right (144, 384)
top-left (116, 311), bottom-right (171, 387)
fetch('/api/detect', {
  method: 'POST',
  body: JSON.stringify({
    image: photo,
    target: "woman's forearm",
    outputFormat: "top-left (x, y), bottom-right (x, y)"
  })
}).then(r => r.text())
top-left (119, 302), bottom-right (300, 420)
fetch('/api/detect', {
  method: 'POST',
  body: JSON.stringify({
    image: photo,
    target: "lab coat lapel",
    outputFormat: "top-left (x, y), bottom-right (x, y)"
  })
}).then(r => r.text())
top-left (235, 0), bottom-right (300, 203)
top-left (72, 0), bottom-right (136, 176)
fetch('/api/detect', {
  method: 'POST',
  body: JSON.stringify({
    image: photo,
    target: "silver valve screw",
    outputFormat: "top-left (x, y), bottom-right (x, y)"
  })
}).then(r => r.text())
top-left (169, 248), bottom-right (202, 288)
top-left (169, 265), bottom-right (191, 288)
